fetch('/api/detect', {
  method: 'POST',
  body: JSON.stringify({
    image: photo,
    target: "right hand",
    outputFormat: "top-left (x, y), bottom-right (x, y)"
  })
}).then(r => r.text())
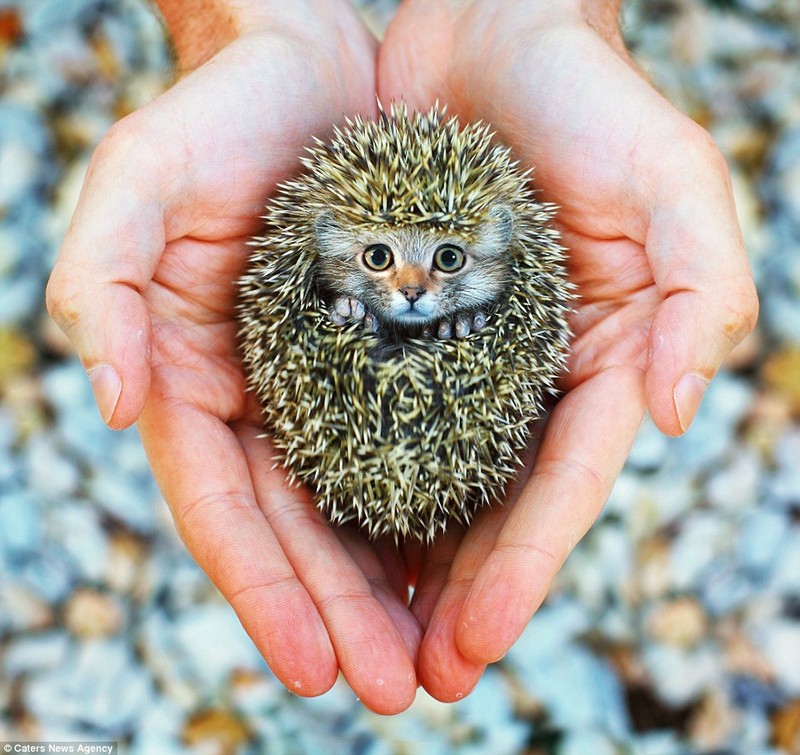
top-left (378, 0), bottom-right (758, 702)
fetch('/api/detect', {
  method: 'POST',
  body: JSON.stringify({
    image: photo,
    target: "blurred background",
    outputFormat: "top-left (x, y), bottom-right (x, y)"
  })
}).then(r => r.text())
top-left (0, 0), bottom-right (799, 752)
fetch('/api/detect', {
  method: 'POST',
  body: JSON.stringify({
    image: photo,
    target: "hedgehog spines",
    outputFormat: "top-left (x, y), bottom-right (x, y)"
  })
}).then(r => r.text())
top-left (238, 102), bottom-right (573, 542)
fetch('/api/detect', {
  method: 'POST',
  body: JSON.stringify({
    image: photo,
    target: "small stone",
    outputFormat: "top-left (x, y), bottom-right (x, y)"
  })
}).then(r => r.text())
top-left (635, 536), bottom-right (673, 601)
top-left (104, 532), bottom-right (148, 596)
top-left (628, 416), bottom-right (668, 471)
top-left (0, 582), bottom-right (54, 632)
top-left (228, 669), bottom-right (286, 716)
top-left (743, 390), bottom-right (794, 458)
top-left (762, 347), bottom-right (800, 415)
top-left (128, 698), bottom-right (185, 755)
top-left (24, 638), bottom-right (154, 732)
top-left (643, 643), bottom-right (722, 707)
top-left (720, 621), bottom-right (776, 683)
top-left (0, 140), bottom-right (40, 207)
top-left (49, 501), bottom-right (109, 583)
top-left (182, 709), bottom-right (249, 754)
top-left (647, 597), bottom-right (708, 649)
top-left (64, 587), bottom-right (124, 639)
top-left (757, 619), bottom-right (800, 695)
top-left (172, 604), bottom-right (265, 688)
top-left (669, 512), bottom-right (733, 591)
top-left (706, 448), bottom-right (761, 513)
top-left (0, 8), bottom-right (23, 44)
top-left (25, 432), bottom-right (81, 499)
top-left (3, 631), bottom-right (70, 677)
top-left (688, 689), bottom-right (741, 753)
top-left (0, 491), bottom-right (43, 558)
top-left (736, 509), bottom-right (789, 576)
top-left (559, 729), bottom-right (618, 755)
top-left (771, 699), bottom-right (800, 754)
top-left (0, 328), bottom-right (35, 383)
top-left (770, 529), bottom-right (800, 595)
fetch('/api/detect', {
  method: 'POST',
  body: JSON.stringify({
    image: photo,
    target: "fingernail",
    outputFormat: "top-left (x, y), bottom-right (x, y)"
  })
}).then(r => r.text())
top-left (87, 364), bottom-right (122, 425)
top-left (674, 373), bottom-right (710, 433)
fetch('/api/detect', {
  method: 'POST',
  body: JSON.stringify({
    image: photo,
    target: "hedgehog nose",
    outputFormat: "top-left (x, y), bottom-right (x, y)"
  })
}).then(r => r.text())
top-left (400, 285), bottom-right (425, 303)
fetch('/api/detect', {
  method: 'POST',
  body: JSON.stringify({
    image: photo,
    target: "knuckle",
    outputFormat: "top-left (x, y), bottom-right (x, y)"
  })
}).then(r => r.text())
top-left (45, 264), bottom-right (82, 331)
top-left (723, 275), bottom-right (759, 343)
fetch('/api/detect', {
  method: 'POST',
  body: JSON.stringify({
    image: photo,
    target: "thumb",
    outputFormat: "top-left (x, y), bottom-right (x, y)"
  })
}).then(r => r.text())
top-left (644, 140), bottom-right (759, 436)
top-left (46, 119), bottom-right (163, 429)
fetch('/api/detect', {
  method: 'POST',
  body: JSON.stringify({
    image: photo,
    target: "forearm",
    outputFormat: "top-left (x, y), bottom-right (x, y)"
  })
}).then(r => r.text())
top-left (151, 0), bottom-right (267, 71)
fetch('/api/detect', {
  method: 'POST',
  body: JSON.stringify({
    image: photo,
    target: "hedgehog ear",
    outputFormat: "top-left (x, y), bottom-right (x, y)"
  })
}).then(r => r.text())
top-left (314, 211), bottom-right (349, 258)
top-left (475, 205), bottom-right (514, 253)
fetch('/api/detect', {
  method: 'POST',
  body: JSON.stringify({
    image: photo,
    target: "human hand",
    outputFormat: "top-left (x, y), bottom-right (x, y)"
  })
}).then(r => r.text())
top-left (378, 0), bottom-right (759, 701)
top-left (46, 0), bottom-right (423, 714)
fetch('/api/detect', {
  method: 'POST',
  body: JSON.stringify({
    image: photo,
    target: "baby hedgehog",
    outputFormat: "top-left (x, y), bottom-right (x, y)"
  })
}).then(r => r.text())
top-left (238, 103), bottom-right (573, 542)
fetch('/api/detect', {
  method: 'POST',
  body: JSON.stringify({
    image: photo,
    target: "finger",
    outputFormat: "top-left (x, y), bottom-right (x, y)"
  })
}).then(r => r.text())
top-left (409, 528), bottom-right (463, 632)
top-left (644, 134), bottom-right (759, 436)
top-left (136, 398), bottom-right (338, 697)
top-left (46, 119), bottom-right (165, 429)
top-left (456, 365), bottom-right (646, 665)
top-left (414, 509), bottom-right (507, 702)
top-left (336, 528), bottom-right (423, 665)
top-left (237, 427), bottom-right (418, 715)
top-left (413, 428), bottom-right (541, 700)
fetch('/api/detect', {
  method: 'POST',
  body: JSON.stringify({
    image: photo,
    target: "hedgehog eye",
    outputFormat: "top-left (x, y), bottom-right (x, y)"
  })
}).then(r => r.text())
top-left (433, 244), bottom-right (465, 273)
top-left (363, 243), bottom-right (393, 271)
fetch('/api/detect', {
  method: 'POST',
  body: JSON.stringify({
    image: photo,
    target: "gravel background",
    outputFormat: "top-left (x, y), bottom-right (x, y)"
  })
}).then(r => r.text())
top-left (1, 0), bottom-right (799, 753)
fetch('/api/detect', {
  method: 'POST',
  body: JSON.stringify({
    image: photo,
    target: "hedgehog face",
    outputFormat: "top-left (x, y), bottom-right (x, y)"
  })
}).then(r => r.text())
top-left (315, 206), bottom-right (514, 328)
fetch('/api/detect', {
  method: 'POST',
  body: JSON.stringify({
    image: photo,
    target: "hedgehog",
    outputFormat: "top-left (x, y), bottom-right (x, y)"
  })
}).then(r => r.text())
top-left (237, 102), bottom-right (573, 543)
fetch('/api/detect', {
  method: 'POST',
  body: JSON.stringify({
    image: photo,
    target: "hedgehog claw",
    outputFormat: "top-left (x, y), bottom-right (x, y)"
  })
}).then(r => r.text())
top-left (436, 312), bottom-right (487, 339)
top-left (455, 315), bottom-right (471, 339)
top-left (363, 313), bottom-right (380, 333)
top-left (331, 296), bottom-right (367, 325)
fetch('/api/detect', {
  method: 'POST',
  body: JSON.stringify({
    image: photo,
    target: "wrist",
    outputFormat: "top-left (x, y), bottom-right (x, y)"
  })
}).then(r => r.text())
top-left (152, 0), bottom-right (361, 73)
top-left (434, 0), bottom-right (626, 54)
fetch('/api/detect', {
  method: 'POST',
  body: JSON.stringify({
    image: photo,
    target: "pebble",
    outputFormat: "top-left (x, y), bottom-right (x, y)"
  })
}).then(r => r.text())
top-left (706, 447), bottom-right (761, 513)
top-left (761, 346), bottom-right (800, 414)
top-left (64, 587), bottom-right (124, 639)
top-left (771, 699), bottom-right (800, 754)
top-left (3, 630), bottom-right (70, 677)
top-left (48, 500), bottom-right (109, 583)
top-left (128, 697), bottom-right (186, 755)
top-left (24, 431), bottom-right (81, 499)
top-left (668, 511), bottom-right (734, 592)
top-left (104, 531), bottom-right (149, 595)
top-left (646, 597), bottom-right (708, 649)
top-left (24, 638), bottom-right (155, 733)
top-left (0, 491), bottom-right (43, 558)
top-left (757, 619), bottom-right (800, 695)
top-left (0, 582), bottom-right (54, 632)
top-left (172, 604), bottom-right (266, 688)
top-left (182, 709), bottom-right (250, 755)
top-left (642, 643), bottom-right (722, 707)
top-left (736, 508), bottom-right (789, 577)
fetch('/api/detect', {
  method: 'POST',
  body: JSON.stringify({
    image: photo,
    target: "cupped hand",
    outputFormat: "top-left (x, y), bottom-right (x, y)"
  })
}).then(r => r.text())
top-left (46, 3), bottom-right (422, 714)
top-left (379, 0), bottom-right (759, 701)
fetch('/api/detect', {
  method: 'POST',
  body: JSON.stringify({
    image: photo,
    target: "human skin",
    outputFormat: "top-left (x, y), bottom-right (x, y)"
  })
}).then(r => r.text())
top-left (46, 0), bottom-right (758, 712)
top-left (377, 0), bottom-right (758, 700)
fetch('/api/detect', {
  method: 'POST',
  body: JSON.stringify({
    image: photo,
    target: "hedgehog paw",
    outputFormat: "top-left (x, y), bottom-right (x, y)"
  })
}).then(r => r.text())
top-left (437, 312), bottom-right (487, 339)
top-left (330, 296), bottom-right (366, 326)
top-left (363, 312), bottom-right (380, 333)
